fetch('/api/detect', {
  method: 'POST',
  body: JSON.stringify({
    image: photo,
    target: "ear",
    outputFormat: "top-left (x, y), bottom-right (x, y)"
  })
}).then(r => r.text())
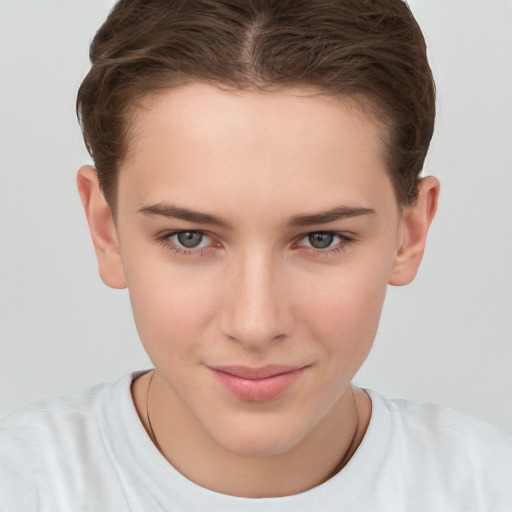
top-left (77, 165), bottom-right (127, 289)
top-left (388, 176), bottom-right (440, 286)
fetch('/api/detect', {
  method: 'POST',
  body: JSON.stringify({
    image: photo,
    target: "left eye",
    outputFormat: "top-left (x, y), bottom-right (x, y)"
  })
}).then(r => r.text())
top-left (298, 232), bottom-right (345, 249)
top-left (170, 231), bottom-right (212, 249)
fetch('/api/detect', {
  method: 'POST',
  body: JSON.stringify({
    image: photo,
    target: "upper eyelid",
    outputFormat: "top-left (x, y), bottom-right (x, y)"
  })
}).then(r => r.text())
top-left (295, 230), bottom-right (353, 241)
top-left (159, 229), bottom-right (212, 239)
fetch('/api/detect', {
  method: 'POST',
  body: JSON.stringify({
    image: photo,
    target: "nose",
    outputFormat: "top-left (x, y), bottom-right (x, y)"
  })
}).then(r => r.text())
top-left (220, 249), bottom-right (293, 350)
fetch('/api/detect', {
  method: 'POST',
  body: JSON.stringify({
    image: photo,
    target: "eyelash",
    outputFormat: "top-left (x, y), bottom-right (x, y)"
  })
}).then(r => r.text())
top-left (156, 230), bottom-right (354, 257)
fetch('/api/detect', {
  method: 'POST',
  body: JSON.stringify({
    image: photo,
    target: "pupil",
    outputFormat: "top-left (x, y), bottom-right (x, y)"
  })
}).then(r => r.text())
top-left (177, 232), bottom-right (203, 248)
top-left (309, 233), bottom-right (333, 249)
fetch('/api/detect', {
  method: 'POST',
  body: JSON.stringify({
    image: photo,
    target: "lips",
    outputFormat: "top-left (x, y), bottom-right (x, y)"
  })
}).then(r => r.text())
top-left (208, 365), bottom-right (307, 402)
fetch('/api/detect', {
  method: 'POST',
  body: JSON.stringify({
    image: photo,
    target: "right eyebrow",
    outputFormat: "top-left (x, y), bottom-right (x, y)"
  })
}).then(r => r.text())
top-left (139, 203), bottom-right (234, 229)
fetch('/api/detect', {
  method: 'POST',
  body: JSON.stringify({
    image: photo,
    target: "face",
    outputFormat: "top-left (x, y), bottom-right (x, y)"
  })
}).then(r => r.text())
top-left (92, 84), bottom-right (414, 457)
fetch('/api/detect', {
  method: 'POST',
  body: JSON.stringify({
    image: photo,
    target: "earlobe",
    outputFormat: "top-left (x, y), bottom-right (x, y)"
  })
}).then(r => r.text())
top-left (77, 165), bottom-right (127, 289)
top-left (388, 176), bottom-right (440, 286)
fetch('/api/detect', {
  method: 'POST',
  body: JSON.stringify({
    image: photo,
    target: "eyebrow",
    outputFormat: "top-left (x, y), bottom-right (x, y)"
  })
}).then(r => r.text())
top-left (288, 206), bottom-right (376, 226)
top-left (139, 203), bottom-right (233, 229)
top-left (140, 202), bottom-right (375, 229)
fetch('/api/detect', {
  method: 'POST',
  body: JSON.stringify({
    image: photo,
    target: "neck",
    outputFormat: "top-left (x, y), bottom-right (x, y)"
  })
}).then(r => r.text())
top-left (132, 370), bottom-right (370, 498)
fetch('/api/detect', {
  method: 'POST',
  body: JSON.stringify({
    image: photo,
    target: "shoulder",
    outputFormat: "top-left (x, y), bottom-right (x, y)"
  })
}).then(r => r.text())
top-left (366, 390), bottom-right (512, 509)
top-left (378, 392), bottom-right (512, 453)
top-left (0, 375), bottom-right (134, 510)
top-left (0, 380), bottom-right (113, 472)
top-left (1, 379), bottom-right (113, 447)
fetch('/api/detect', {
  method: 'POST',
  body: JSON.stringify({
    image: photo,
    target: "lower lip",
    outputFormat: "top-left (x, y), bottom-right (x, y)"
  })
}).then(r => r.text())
top-left (209, 368), bottom-right (306, 402)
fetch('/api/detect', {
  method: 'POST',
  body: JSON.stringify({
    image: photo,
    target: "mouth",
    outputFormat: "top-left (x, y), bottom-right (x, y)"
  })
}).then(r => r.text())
top-left (207, 365), bottom-right (308, 402)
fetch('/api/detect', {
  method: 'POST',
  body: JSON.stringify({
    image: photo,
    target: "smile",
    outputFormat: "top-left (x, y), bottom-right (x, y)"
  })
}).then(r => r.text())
top-left (207, 365), bottom-right (307, 402)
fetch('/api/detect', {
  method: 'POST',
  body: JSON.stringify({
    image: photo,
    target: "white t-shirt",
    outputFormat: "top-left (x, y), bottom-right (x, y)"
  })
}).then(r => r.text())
top-left (1, 372), bottom-right (511, 512)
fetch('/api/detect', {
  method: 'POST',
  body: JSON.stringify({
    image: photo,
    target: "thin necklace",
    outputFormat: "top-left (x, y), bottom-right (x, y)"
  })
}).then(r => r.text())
top-left (145, 370), bottom-right (161, 451)
top-left (145, 370), bottom-right (360, 478)
top-left (325, 386), bottom-right (360, 480)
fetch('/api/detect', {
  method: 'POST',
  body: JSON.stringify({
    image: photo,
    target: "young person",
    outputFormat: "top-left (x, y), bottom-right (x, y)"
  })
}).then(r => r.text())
top-left (1, 0), bottom-right (511, 510)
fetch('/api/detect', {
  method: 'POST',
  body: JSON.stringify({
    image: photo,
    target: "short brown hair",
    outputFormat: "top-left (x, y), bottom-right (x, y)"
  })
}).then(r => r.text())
top-left (77, 0), bottom-right (435, 210)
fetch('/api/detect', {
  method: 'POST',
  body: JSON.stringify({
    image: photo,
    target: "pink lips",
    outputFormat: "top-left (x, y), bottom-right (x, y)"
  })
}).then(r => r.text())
top-left (208, 365), bottom-right (306, 402)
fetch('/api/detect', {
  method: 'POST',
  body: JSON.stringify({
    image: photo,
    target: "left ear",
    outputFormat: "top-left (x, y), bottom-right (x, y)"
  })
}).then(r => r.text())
top-left (388, 176), bottom-right (440, 286)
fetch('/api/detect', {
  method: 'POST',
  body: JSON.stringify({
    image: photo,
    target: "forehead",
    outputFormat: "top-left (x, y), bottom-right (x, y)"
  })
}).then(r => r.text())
top-left (118, 83), bottom-right (396, 220)
top-left (127, 83), bottom-right (386, 158)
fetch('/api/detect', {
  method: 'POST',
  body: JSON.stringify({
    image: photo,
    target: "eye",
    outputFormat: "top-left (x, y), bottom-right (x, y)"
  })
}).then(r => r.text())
top-left (166, 231), bottom-right (213, 250)
top-left (296, 232), bottom-right (352, 251)
top-left (159, 231), bottom-right (214, 254)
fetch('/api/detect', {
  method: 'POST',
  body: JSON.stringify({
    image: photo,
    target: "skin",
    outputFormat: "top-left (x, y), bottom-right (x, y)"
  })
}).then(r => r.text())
top-left (77, 83), bottom-right (439, 498)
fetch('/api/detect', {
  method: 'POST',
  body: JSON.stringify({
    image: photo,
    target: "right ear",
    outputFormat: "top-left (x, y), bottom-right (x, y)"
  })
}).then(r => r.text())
top-left (77, 165), bottom-right (127, 289)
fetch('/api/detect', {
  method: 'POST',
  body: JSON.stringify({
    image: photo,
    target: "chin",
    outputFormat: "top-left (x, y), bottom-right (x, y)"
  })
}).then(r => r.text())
top-left (212, 417), bottom-right (307, 458)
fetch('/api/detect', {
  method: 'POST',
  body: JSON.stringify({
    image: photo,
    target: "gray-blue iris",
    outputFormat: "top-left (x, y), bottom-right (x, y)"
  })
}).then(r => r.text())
top-left (309, 233), bottom-right (334, 249)
top-left (178, 232), bottom-right (203, 248)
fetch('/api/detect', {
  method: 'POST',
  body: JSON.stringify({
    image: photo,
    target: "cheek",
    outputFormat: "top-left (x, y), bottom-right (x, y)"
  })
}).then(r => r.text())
top-left (296, 259), bottom-right (390, 363)
top-left (125, 264), bottom-right (219, 360)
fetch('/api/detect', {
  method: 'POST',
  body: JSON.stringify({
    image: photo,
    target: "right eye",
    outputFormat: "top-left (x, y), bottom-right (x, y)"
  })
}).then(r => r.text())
top-left (157, 230), bottom-right (217, 255)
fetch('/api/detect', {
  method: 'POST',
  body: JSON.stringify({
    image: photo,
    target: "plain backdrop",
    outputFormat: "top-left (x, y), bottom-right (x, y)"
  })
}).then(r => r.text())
top-left (0, 1), bottom-right (511, 434)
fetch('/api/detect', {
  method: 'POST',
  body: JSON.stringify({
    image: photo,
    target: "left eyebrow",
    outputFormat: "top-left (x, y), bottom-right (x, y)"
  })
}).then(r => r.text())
top-left (288, 206), bottom-right (376, 227)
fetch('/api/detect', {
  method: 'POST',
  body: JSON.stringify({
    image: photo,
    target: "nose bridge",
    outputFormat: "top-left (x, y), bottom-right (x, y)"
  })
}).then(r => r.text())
top-left (221, 245), bottom-right (291, 349)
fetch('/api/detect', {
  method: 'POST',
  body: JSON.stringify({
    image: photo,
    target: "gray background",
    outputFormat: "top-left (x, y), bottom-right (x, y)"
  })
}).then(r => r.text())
top-left (1, 1), bottom-right (511, 433)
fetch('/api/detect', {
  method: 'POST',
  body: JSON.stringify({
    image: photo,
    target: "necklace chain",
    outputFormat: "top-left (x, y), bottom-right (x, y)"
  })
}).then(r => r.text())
top-left (145, 370), bottom-right (161, 451)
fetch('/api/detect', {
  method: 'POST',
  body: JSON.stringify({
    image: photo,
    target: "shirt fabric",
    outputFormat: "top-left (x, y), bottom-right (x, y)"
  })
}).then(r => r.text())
top-left (1, 371), bottom-right (511, 512)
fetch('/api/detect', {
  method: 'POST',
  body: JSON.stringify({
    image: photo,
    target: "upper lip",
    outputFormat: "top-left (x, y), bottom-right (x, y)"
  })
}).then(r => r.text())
top-left (209, 365), bottom-right (307, 380)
